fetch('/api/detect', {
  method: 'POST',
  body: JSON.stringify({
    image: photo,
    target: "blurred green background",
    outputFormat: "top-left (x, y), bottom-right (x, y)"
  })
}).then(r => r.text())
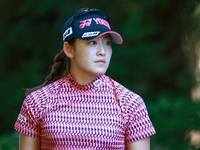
top-left (0, 0), bottom-right (200, 149)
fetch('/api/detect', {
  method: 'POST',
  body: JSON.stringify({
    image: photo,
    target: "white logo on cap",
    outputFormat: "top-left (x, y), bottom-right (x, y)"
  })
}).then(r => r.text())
top-left (82, 31), bottom-right (100, 38)
top-left (63, 27), bottom-right (73, 41)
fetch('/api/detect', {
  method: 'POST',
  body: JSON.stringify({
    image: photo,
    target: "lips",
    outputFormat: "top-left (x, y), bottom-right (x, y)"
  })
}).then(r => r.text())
top-left (95, 60), bottom-right (106, 63)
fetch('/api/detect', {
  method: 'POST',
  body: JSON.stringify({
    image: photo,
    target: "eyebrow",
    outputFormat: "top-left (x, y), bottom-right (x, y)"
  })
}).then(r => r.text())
top-left (96, 34), bottom-right (111, 39)
top-left (103, 34), bottom-right (111, 38)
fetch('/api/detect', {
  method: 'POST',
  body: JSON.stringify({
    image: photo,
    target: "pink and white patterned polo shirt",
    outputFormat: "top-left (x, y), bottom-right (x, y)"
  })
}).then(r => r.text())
top-left (14, 73), bottom-right (156, 149)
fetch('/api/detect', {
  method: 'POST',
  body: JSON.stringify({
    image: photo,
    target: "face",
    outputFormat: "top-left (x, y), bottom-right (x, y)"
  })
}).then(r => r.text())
top-left (70, 34), bottom-right (112, 80)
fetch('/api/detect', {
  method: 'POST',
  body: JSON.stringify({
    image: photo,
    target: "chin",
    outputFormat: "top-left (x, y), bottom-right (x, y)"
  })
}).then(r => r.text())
top-left (92, 70), bottom-right (107, 77)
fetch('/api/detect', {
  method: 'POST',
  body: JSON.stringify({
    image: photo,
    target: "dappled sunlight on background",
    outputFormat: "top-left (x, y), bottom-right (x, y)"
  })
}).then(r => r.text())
top-left (182, 1), bottom-right (200, 148)
top-left (186, 130), bottom-right (200, 149)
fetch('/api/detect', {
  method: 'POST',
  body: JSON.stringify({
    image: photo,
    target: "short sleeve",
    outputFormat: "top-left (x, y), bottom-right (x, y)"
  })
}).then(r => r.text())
top-left (14, 94), bottom-right (40, 138)
top-left (125, 97), bottom-right (156, 143)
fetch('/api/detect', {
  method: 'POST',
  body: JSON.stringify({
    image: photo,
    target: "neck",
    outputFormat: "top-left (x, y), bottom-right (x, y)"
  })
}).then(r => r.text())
top-left (70, 69), bottom-right (100, 85)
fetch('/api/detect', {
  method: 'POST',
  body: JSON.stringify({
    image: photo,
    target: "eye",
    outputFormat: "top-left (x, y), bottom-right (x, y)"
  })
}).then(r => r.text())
top-left (89, 41), bottom-right (97, 45)
top-left (105, 41), bottom-right (111, 45)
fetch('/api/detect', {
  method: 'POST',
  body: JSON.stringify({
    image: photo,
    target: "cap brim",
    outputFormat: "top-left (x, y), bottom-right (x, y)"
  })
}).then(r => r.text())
top-left (95, 31), bottom-right (123, 44)
top-left (107, 31), bottom-right (123, 44)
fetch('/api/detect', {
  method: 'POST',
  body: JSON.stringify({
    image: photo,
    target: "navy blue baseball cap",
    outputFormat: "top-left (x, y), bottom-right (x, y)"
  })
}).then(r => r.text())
top-left (62, 8), bottom-right (123, 44)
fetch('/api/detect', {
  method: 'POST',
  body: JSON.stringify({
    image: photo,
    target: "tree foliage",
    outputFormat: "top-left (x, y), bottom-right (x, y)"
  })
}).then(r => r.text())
top-left (0, 0), bottom-right (200, 149)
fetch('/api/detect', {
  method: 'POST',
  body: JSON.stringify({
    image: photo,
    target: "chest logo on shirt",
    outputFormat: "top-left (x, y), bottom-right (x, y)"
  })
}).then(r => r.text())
top-left (18, 114), bottom-right (27, 123)
top-left (93, 79), bottom-right (102, 87)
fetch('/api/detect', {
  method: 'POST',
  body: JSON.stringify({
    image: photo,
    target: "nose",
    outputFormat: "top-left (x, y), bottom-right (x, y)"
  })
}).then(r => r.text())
top-left (97, 42), bottom-right (106, 56)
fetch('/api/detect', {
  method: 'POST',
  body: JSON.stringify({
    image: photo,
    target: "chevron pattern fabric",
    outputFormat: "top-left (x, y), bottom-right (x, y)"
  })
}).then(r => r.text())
top-left (14, 73), bottom-right (156, 149)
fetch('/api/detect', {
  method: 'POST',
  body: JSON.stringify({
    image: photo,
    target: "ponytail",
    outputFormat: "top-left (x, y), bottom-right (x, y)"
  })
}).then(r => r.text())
top-left (25, 38), bottom-right (76, 96)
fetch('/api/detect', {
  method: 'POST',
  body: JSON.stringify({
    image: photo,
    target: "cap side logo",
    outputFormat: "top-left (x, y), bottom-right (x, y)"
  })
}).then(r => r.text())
top-left (63, 27), bottom-right (73, 40)
top-left (18, 114), bottom-right (27, 123)
top-left (93, 79), bottom-right (102, 87)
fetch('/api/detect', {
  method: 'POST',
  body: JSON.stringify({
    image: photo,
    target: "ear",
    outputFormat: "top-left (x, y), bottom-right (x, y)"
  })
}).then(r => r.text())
top-left (63, 42), bottom-right (75, 58)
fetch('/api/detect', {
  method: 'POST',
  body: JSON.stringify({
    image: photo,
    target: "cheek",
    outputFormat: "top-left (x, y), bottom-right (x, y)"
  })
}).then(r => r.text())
top-left (107, 49), bottom-right (112, 59)
top-left (83, 49), bottom-right (96, 61)
top-left (79, 52), bottom-right (93, 65)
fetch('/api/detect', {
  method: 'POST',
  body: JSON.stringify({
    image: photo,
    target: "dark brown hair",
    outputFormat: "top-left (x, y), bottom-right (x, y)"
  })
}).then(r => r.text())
top-left (25, 38), bottom-right (76, 96)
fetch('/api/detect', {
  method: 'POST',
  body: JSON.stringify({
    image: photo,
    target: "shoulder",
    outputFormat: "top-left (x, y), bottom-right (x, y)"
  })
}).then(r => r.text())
top-left (25, 77), bottom-right (66, 104)
top-left (18, 78), bottom-right (67, 120)
top-left (107, 76), bottom-right (144, 107)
